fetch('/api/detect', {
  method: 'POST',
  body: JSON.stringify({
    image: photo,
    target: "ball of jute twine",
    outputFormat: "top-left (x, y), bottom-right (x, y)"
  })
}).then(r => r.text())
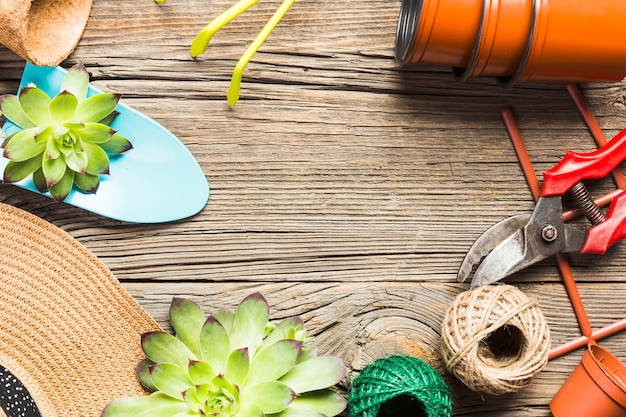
top-left (348, 355), bottom-right (453, 417)
top-left (441, 285), bottom-right (550, 396)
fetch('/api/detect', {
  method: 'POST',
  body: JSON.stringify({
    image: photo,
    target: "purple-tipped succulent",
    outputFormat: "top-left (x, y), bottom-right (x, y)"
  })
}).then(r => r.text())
top-left (102, 293), bottom-right (347, 417)
top-left (0, 63), bottom-right (132, 202)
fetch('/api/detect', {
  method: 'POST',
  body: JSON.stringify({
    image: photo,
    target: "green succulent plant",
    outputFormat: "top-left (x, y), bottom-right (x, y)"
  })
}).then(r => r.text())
top-left (102, 293), bottom-right (347, 417)
top-left (0, 63), bottom-right (132, 202)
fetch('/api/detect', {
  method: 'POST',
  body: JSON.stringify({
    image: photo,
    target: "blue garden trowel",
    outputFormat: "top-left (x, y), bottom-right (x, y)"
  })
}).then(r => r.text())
top-left (1, 63), bottom-right (209, 223)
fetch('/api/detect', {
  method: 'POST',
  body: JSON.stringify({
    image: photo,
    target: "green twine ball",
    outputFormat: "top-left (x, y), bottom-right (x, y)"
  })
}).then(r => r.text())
top-left (348, 355), bottom-right (453, 417)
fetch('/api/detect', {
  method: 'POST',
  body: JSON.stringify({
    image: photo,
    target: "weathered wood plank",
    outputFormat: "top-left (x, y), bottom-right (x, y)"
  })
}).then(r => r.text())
top-left (1, 0), bottom-right (626, 415)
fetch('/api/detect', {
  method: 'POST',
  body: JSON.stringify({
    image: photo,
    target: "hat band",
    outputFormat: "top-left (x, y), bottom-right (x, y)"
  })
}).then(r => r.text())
top-left (0, 365), bottom-right (41, 417)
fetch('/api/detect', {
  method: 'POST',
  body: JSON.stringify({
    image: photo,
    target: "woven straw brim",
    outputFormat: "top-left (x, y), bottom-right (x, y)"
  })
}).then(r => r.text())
top-left (0, 203), bottom-right (161, 417)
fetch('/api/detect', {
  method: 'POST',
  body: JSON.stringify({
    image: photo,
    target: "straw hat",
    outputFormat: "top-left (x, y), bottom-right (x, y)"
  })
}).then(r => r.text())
top-left (0, 202), bottom-right (162, 417)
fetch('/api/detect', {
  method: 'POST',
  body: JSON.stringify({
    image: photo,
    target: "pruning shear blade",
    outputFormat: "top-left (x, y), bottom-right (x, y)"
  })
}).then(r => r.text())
top-left (457, 214), bottom-right (530, 283)
top-left (461, 195), bottom-right (590, 289)
top-left (470, 229), bottom-right (528, 288)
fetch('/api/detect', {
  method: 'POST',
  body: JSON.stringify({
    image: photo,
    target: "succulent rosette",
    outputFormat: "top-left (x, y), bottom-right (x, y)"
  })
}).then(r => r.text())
top-left (0, 63), bottom-right (132, 202)
top-left (102, 293), bottom-right (347, 417)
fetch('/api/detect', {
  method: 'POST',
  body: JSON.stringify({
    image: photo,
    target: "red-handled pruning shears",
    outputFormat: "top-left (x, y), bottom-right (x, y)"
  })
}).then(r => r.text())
top-left (458, 128), bottom-right (626, 288)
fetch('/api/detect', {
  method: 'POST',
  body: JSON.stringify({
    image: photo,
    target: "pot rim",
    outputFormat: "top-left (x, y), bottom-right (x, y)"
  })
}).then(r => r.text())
top-left (582, 343), bottom-right (626, 408)
top-left (395, 0), bottom-right (426, 65)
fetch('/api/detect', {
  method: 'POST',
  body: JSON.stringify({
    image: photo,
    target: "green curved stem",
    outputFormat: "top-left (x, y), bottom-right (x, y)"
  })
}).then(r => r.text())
top-left (190, 0), bottom-right (260, 58)
top-left (227, 0), bottom-right (295, 106)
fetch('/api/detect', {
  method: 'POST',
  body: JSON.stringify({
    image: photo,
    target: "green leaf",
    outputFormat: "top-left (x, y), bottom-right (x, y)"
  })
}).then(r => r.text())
top-left (3, 127), bottom-right (45, 162)
top-left (214, 308), bottom-right (235, 333)
top-left (195, 383), bottom-right (211, 404)
top-left (225, 347), bottom-right (249, 387)
top-left (269, 408), bottom-right (323, 417)
top-left (182, 386), bottom-right (202, 413)
top-left (170, 298), bottom-right (206, 358)
top-left (101, 392), bottom-right (182, 417)
top-left (141, 331), bottom-right (197, 369)
top-left (188, 360), bottom-right (216, 386)
top-left (244, 381), bottom-right (295, 414)
top-left (36, 125), bottom-right (54, 144)
top-left (282, 390), bottom-right (347, 417)
top-left (3, 156), bottom-right (41, 183)
top-left (98, 110), bottom-right (120, 126)
top-left (99, 133), bottom-right (132, 154)
top-left (135, 358), bottom-right (158, 391)
top-left (230, 293), bottom-right (269, 354)
top-left (74, 122), bottom-right (115, 143)
top-left (150, 363), bottom-right (194, 401)
top-left (53, 125), bottom-right (70, 140)
top-left (57, 136), bottom-right (76, 157)
top-left (45, 135), bottom-right (61, 160)
top-left (74, 92), bottom-right (120, 123)
top-left (246, 340), bottom-right (301, 387)
top-left (42, 155), bottom-right (67, 187)
top-left (18, 87), bottom-right (51, 125)
top-left (83, 141), bottom-right (110, 175)
top-left (0, 94), bottom-right (36, 129)
top-left (264, 322), bottom-right (277, 338)
top-left (210, 376), bottom-right (240, 416)
top-left (200, 315), bottom-right (231, 373)
top-left (74, 172), bottom-right (100, 193)
top-left (1, 131), bottom-right (14, 148)
top-left (32, 167), bottom-right (47, 192)
top-left (238, 402), bottom-right (264, 417)
top-left (267, 405), bottom-right (320, 417)
top-left (259, 317), bottom-right (306, 352)
top-left (61, 63), bottom-right (89, 102)
top-left (171, 412), bottom-right (199, 417)
top-left (279, 356), bottom-right (346, 394)
top-left (49, 91), bottom-right (78, 122)
top-left (295, 346), bottom-right (317, 364)
top-left (212, 375), bottom-right (239, 399)
top-left (49, 168), bottom-right (74, 202)
top-left (65, 147), bottom-right (89, 174)
top-left (135, 403), bottom-right (189, 417)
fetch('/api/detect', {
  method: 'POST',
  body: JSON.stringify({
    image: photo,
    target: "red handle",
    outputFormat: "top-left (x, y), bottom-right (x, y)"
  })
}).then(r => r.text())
top-left (582, 190), bottom-right (626, 254)
top-left (541, 127), bottom-right (626, 197)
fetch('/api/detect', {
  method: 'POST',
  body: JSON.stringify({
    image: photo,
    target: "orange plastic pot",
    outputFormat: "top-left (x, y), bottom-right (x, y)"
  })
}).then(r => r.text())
top-left (395, 0), bottom-right (483, 69)
top-left (514, 0), bottom-right (626, 83)
top-left (456, 0), bottom-right (534, 80)
top-left (396, 0), bottom-right (626, 85)
top-left (550, 343), bottom-right (626, 417)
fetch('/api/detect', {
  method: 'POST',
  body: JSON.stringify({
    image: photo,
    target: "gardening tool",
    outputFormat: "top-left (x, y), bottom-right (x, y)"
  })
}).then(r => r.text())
top-left (1, 64), bottom-right (209, 223)
top-left (457, 127), bottom-right (626, 288)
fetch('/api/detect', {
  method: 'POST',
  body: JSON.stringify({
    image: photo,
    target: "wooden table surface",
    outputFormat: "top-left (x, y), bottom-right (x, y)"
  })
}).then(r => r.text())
top-left (2, 1), bottom-right (626, 415)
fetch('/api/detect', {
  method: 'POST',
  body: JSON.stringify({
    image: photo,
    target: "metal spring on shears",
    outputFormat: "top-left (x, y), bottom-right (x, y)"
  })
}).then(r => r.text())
top-left (569, 182), bottom-right (606, 225)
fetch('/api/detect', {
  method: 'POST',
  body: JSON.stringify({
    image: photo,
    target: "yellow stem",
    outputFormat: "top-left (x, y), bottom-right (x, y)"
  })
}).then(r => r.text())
top-left (227, 0), bottom-right (295, 106)
top-left (190, 0), bottom-right (260, 58)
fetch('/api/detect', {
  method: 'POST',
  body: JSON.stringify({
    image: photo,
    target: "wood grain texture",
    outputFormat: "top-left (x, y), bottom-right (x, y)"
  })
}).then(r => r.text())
top-left (2, 0), bottom-right (626, 415)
